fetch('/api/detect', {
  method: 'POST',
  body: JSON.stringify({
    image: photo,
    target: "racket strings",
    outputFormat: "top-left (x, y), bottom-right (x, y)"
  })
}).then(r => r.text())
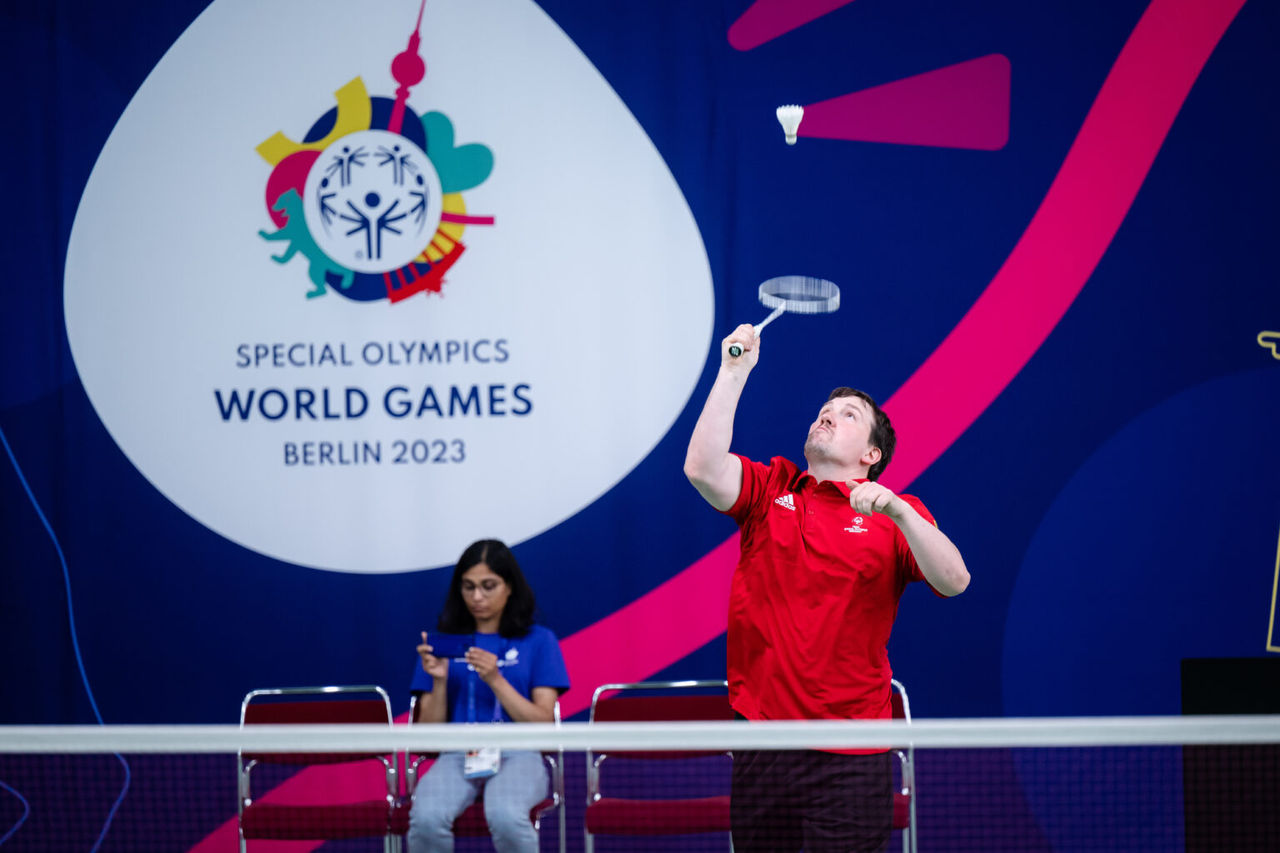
top-left (758, 276), bottom-right (840, 314)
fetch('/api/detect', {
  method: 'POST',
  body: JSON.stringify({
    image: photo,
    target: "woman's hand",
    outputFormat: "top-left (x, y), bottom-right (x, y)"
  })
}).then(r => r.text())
top-left (465, 647), bottom-right (503, 686)
top-left (417, 631), bottom-right (448, 680)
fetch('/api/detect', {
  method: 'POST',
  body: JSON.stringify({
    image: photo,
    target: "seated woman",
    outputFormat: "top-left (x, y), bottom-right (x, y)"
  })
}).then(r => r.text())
top-left (407, 539), bottom-right (569, 853)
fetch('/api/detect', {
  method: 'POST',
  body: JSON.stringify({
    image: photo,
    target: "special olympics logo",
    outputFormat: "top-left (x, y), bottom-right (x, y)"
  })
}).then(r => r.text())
top-left (256, 4), bottom-right (492, 303)
top-left (302, 130), bottom-right (443, 273)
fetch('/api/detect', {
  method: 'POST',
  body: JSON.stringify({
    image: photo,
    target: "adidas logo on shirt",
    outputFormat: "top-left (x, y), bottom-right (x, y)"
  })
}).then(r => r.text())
top-left (773, 494), bottom-right (796, 511)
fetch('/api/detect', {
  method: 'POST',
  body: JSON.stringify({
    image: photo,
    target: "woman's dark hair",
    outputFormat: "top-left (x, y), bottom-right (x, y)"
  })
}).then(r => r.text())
top-left (437, 539), bottom-right (537, 637)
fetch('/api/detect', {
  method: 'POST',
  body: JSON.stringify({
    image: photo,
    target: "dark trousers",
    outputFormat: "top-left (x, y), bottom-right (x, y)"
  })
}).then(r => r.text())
top-left (730, 747), bottom-right (892, 853)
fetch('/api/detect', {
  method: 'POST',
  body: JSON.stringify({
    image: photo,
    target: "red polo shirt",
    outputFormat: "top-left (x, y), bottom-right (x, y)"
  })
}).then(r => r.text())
top-left (724, 455), bottom-right (936, 730)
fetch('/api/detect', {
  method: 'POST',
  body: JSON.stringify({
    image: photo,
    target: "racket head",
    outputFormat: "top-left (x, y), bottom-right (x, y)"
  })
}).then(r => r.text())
top-left (757, 276), bottom-right (840, 314)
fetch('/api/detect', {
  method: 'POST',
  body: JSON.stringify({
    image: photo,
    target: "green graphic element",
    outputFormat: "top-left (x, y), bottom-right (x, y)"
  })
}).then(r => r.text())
top-left (422, 112), bottom-right (494, 194)
top-left (258, 189), bottom-right (355, 299)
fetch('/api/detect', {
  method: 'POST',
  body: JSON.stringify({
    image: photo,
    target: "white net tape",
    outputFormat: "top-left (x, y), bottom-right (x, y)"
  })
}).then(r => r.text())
top-left (2, 715), bottom-right (1277, 754)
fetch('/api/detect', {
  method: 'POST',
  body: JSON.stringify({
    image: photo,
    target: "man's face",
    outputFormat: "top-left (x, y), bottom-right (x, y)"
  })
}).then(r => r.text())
top-left (803, 395), bottom-right (878, 471)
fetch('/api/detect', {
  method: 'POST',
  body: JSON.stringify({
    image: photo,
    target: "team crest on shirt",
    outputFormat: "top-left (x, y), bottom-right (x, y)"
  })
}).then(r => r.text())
top-left (845, 515), bottom-right (868, 533)
top-left (504, 647), bottom-right (519, 663)
top-left (773, 494), bottom-right (796, 511)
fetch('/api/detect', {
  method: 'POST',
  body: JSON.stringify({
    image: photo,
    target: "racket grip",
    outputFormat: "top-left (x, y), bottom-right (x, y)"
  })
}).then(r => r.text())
top-left (728, 305), bottom-right (783, 358)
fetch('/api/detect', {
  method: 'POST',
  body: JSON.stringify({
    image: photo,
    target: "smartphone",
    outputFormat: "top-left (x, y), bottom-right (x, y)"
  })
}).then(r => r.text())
top-left (424, 632), bottom-right (474, 659)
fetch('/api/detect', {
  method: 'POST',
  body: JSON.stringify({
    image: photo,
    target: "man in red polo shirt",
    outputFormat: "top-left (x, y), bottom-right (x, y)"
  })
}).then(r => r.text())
top-left (684, 323), bottom-right (970, 852)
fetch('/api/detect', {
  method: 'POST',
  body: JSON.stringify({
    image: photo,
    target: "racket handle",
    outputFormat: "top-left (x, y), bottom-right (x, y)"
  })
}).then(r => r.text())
top-left (727, 306), bottom-right (786, 358)
top-left (755, 304), bottom-right (786, 334)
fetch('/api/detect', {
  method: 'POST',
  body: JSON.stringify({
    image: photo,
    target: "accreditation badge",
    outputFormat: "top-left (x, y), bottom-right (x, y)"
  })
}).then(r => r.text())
top-left (464, 747), bottom-right (501, 779)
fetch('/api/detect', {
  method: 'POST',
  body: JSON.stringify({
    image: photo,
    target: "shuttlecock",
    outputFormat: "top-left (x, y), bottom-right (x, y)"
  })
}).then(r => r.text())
top-left (776, 104), bottom-right (804, 145)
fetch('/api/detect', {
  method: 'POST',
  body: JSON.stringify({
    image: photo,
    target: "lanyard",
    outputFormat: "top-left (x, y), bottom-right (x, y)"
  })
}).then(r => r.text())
top-left (463, 640), bottom-right (508, 724)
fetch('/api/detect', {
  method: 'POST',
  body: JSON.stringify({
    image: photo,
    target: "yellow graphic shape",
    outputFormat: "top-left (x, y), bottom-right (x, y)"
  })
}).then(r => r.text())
top-left (256, 78), bottom-right (372, 166)
top-left (416, 193), bottom-right (468, 263)
top-left (1258, 331), bottom-right (1280, 360)
top-left (1269, 525), bottom-right (1280, 653)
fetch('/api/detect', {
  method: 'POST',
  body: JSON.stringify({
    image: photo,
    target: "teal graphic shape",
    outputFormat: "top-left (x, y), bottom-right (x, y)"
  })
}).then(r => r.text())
top-left (422, 112), bottom-right (494, 194)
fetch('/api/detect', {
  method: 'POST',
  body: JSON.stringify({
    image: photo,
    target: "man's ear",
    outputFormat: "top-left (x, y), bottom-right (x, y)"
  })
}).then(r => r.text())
top-left (861, 446), bottom-right (882, 467)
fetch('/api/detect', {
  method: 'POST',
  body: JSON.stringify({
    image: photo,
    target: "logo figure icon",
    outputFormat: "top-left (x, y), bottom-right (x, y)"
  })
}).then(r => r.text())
top-left (256, 0), bottom-right (494, 304)
top-left (845, 515), bottom-right (868, 533)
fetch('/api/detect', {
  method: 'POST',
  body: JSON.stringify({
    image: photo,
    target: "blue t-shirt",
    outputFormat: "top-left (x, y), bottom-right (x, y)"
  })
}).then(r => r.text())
top-left (410, 625), bottom-right (569, 723)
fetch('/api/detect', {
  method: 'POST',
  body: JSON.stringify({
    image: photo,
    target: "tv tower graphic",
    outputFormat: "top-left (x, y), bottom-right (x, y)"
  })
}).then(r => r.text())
top-left (389, 0), bottom-right (428, 136)
top-left (256, 0), bottom-right (495, 304)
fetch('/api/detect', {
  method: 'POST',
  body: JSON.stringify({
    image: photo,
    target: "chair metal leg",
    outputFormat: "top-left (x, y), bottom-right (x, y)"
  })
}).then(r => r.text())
top-left (908, 797), bottom-right (918, 853)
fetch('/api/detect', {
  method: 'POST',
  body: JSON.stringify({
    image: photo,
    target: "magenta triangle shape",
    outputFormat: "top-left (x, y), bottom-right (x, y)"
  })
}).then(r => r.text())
top-left (728, 0), bottom-right (859, 51)
top-left (802, 54), bottom-right (1011, 150)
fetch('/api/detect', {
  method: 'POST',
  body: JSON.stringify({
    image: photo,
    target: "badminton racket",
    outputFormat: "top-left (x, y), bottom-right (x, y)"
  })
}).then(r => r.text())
top-left (728, 275), bottom-right (841, 357)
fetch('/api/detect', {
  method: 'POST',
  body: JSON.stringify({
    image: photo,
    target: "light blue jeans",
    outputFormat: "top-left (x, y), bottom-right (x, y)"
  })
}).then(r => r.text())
top-left (407, 750), bottom-right (549, 853)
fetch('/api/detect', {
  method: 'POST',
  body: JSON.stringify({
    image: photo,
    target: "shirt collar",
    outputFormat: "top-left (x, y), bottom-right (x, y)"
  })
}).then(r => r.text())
top-left (792, 470), bottom-right (869, 496)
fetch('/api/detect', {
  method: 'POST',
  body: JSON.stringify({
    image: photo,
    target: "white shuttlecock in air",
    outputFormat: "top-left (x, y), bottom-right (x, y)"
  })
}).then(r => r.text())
top-left (776, 104), bottom-right (804, 145)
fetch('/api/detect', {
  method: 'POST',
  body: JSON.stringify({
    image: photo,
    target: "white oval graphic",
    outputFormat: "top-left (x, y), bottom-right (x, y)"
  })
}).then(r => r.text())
top-left (64, 0), bottom-right (712, 572)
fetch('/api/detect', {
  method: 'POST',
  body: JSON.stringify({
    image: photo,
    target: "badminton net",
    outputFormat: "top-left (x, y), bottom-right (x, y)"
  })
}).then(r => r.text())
top-left (0, 714), bottom-right (1277, 851)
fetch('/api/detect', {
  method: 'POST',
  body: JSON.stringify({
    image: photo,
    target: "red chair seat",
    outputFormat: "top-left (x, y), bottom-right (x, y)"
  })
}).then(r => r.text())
top-left (585, 795), bottom-right (731, 835)
top-left (240, 801), bottom-right (391, 840)
top-left (390, 800), bottom-right (410, 835)
top-left (893, 791), bottom-right (910, 829)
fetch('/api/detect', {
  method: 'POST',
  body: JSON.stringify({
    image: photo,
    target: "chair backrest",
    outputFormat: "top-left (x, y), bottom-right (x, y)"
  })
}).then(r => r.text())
top-left (584, 680), bottom-right (733, 852)
top-left (589, 680), bottom-right (733, 721)
top-left (237, 684), bottom-right (399, 849)
top-left (587, 680), bottom-right (731, 791)
top-left (240, 685), bottom-right (394, 765)
top-left (592, 692), bottom-right (735, 722)
top-left (589, 681), bottom-right (733, 760)
top-left (890, 677), bottom-right (912, 723)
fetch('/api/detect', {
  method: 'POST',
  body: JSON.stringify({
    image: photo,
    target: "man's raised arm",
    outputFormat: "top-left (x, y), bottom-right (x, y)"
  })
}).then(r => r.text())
top-left (684, 324), bottom-right (759, 512)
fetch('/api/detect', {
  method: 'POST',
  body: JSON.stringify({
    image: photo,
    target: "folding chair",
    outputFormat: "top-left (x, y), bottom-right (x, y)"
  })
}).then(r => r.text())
top-left (238, 685), bottom-right (398, 853)
top-left (584, 680), bottom-right (734, 852)
top-left (394, 694), bottom-right (566, 853)
top-left (891, 677), bottom-right (917, 853)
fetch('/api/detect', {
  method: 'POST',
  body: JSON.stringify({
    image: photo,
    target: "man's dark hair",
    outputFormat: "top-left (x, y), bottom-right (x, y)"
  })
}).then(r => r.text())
top-left (437, 539), bottom-right (537, 637)
top-left (828, 387), bottom-right (895, 481)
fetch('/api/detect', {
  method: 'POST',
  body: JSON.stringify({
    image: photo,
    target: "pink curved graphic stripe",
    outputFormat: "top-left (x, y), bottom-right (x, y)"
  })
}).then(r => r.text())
top-left (556, 533), bottom-right (740, 715)
top-left (189, 0), bottom-right (1242, 848)
top-left (728, 0), bottom-right (858, 52)
top-left (879, 0), bottom-right (1244, 491)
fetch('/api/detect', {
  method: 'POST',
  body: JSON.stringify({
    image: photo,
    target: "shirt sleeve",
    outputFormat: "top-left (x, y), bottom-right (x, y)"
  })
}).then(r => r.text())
top-left (724, 454), bottom-right (777, 525)
top-left (531, 627), bottom-right (571, 694)
top-left (896, 494), bottom-right (945, 592)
